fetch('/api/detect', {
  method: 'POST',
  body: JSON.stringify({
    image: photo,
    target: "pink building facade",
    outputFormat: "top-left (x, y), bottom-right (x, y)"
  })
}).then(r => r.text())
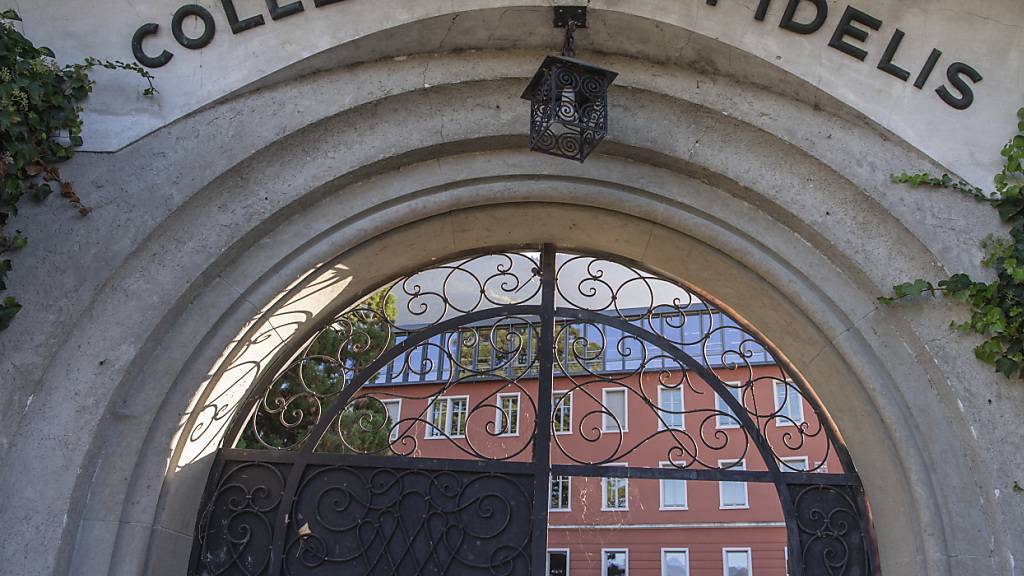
top-left (360, 362), bottom-right (839, 576)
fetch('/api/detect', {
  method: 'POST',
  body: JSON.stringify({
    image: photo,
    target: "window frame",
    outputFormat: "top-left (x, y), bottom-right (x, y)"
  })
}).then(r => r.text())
top-left (601, 548), bottom-right (629, 576)
top-left (657, 385), bottom-right (685, 430)
top-left (716, 382), bottom-right (744, 429)
top-left (722, 547), bottom-right (753, 576)
top-left (718, 458), bottom-right (749, 509)
top-left (424, 395), bottom-right (470, 439)
top-left (547, 548), bottom-right (570, 576)
top-left (773, 379), bottom-right (805, 427)
top-left (661, 548), bottom-right (690, 576)
top-left (780, 456), bottom-right (809, 472)
top-left (601, 387), bottom-right (629, 433)
top-left (658, 461), bottom-right (688, 510)
top-left (495, 392), bottom-right (521, 437)
top-left (549, 474), bottom-right (572, 512)
top-left (601, 463), bottom-right (629, 511)
top-left (380, 398), bottom-right (402, 441)
top-left (553, 390), bottom-right (573, 435)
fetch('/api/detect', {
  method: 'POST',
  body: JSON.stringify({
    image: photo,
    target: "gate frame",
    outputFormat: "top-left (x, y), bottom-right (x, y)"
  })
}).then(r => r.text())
top-left (188, 245), bottom-right (879, 576)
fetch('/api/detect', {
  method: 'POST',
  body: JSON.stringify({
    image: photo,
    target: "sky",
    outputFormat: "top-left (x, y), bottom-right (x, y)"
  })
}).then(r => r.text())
top-left (390, 253), bottom-right (704, 326)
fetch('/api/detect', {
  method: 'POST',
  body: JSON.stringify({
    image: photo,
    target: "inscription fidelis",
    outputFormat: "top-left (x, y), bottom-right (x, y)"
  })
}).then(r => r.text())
top-left (130, 0), bottom-right (983, 111)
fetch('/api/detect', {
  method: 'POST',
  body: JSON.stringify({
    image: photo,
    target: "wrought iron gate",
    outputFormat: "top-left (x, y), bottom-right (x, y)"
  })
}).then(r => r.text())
top-left (189, 246), bottom-right (878, 576)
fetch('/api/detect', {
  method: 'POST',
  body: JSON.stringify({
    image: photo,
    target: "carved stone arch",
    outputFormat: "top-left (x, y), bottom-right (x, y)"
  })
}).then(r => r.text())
top-left (0, 11), bottom-right (1014, 576)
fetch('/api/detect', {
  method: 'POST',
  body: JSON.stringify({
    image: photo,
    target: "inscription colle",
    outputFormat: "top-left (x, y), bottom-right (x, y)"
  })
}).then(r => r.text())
top-left (131, 0), bottom-right (983, 110)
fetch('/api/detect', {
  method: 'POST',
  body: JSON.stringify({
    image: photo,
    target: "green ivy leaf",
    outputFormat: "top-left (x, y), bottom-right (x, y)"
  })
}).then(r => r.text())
top-left (975, 339), bottom-right (1003, 364)
top-left (888, 107), bottom-right (1024, 379)
top-left (0, 16), bottom-right (157, 331)
top-left (995, 357), bottom-right (1019, 378)
top-left (0, 259), bottom-right (10, 290)
top-left (0, 295), bottom-right (21, 331)
top-left (892, 279), bottom-right (934, 299)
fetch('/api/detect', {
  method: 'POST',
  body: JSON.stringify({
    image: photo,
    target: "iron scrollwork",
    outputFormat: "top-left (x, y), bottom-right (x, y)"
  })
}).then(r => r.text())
top-left (191, 248), bottom-right (875, 576)
top-left (554, 254), bottom-right (837, 473)
top-left (194, 460), bottom-right (290, 575)
top-left (237, 253), bottom-right (542, 452)
top-left (283, 464), bottom-right (533, 576)
top-left (313, 314), bottom-right (542, 461)
top-left (789, 484), bottom-right (873, 576)
top-left (551, 318), bottom-right (755, 469)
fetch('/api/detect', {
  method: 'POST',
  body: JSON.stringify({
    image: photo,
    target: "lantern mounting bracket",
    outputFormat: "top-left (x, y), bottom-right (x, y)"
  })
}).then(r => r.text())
top-left (553, 6), bottom-right (587, 29)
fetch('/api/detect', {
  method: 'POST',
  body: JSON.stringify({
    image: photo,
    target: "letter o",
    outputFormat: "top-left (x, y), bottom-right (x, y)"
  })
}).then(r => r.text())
top-left (171, 4), bottom-right (216, 50)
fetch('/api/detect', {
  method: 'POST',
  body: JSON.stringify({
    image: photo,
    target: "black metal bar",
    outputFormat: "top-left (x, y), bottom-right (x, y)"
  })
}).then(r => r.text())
top-left (551, 464), bottom-right (862, 486)
top-left (861, 487), bottom-right (883, 576)
top-left (530, 244), bottom-right (557, 576)
top-left (185, 454), bottom-right (229, 575)
top-left (553, 5), bottom-right (587, 28)
top-left (266, 460), bottom-right (304, 576)
top-left (219, 449), bottom-right (536, 474)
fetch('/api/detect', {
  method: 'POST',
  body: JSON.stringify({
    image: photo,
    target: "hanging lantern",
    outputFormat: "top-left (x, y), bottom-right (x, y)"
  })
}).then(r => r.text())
top-left (521, 7), bottom-right (618, 163)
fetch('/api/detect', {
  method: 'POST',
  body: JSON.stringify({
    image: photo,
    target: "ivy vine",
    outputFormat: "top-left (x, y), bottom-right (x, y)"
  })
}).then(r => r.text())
top-left (0, 9), bottom-right (154, 331)
top-left (882, 106), bottom-right (1024, 379)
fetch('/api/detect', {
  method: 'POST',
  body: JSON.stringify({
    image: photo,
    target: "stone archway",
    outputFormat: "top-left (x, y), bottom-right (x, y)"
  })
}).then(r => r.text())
top-left (0, 9), bottom-right (1018, 576)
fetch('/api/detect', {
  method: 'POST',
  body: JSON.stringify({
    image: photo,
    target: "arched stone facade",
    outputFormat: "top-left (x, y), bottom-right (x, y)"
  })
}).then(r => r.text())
top-left (0, 4), bottom-right (1021, 576)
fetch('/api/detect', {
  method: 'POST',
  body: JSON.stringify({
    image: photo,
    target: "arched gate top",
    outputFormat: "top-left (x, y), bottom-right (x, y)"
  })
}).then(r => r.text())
top-left (192, 246), bottom-right (877, 576)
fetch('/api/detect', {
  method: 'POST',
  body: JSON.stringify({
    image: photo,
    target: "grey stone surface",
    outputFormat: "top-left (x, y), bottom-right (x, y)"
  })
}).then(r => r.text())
top-left (11, 1), bottom-right (1022, 188)
top-left (0, 6), bottom-right (1021, 576)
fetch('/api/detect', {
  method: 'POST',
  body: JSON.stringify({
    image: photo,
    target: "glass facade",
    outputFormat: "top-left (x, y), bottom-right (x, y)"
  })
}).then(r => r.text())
top-left (374, 309), bottom-right (772, 387)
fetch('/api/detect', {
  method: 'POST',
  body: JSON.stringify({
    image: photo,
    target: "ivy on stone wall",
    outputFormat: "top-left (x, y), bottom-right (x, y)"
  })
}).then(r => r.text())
top-left (882, 107), bottom-right (1024, 379)
top-left (0, 9), bottom-right (154, 331)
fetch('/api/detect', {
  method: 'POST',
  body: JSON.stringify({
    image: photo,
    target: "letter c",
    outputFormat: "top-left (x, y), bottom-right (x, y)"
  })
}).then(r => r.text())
top-left (131, 23), bottom-right (173, 68)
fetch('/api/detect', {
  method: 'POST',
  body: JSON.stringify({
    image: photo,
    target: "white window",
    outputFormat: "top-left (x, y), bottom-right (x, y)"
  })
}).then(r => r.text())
top-left (547, 549), bottom-right (570, 576)
top-left (658, 386), bottom-right (684, 430)
top-left (662, 549), bottom-right (689, 576)
top-left (553, 391), bottom-right (573, 434)
top-left (381, 399), bottom-right (402, 441)
top-left (602, 464), bottom-right (628, 510)
top-left (773, 380), bottom-right (804, 426)
top-left (602, 549), bottom-right (628, 576)
top-left (602, 388), bottom-right (628, 432)
top-left (716, 383), bottom-right (744, 429)
top-left (719, 459), bottom-right (748, 509)
top-left (723, 548), bottom-right (752, 576)
top-left (426, 396), bottom-right (469, 438)
top-left (781, 457), bottom-right (808, 472)
top-left (496, 393), bottom-right (520, 436)
top-left (659, 462), bottom-right (687, 510)
top-left (549, 475), bottom-right (571, 512)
